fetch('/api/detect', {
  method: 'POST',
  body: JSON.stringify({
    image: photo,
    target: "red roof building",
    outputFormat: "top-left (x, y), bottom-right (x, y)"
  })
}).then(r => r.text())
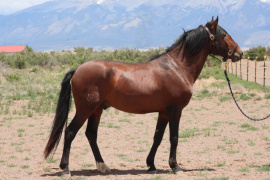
top-left (0, 46), bottom-right (26, 53)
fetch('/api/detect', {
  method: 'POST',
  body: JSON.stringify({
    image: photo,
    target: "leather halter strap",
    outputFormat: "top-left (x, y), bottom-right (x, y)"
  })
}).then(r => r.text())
top-left (204, 26), bottom-right (215, 41)
top-left (228, 43), bottom-right (238, 56)
top-left (204, 26), bottom-right (238, 61)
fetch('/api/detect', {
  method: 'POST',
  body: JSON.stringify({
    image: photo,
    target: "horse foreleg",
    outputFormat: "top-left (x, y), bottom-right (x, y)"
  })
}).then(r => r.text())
top-left (85, 108), bottom-right (111, 173)
top-left (168, 106), bottom-right (183, 173)
top-left (59, 113), bottom-right (89, 177)
top-left (146, 112), bottom-right (168, 173)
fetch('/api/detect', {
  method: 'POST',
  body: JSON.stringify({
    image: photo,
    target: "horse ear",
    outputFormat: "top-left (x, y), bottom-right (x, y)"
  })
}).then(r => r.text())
top-left (215, 16), bottom-right (219, 24)
top-left (211, 16), bottom-right (219, 34)
top-left (211, 16), bottom-right (214, 22)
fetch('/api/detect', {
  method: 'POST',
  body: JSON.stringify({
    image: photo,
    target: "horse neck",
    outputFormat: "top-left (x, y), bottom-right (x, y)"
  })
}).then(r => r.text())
top-left (169, 43), bottom-right (210, 84)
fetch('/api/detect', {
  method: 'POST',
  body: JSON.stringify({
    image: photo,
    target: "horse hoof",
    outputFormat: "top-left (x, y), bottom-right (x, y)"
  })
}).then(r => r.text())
top-left (147, 166), bottom-right (157, 174)
top-left (96, 162), bottom-right (111, 173)
top-left (172, 165), bottom-right (183, 174)
top-left (148, 169), bottom-right (157, 174)
top-left (61, 170), bottom-right (71, 179)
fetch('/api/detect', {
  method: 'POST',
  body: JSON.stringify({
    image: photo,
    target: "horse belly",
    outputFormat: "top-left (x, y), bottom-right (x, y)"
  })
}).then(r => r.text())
top-left (108, 93), bottom-right (164, 114)
top-left (106, 77), bottom-right (164, 113)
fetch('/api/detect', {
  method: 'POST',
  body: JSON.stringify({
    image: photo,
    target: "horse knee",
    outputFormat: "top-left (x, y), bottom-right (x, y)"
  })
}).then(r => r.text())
top-left (170, 136), bottom-right (178, 146)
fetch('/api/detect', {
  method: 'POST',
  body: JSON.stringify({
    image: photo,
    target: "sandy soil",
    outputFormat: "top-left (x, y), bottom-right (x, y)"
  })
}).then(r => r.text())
top-left (1, 92), bottom-right (270, 180)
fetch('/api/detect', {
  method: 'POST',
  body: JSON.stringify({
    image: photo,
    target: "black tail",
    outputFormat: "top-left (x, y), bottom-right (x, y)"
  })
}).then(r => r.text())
top-left (44, 68), bottom-right (76, 158)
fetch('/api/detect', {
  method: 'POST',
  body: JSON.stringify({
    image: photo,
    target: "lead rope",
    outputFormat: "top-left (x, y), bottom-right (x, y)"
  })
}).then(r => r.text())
top-left (210, 55), bottom-right (270, 121)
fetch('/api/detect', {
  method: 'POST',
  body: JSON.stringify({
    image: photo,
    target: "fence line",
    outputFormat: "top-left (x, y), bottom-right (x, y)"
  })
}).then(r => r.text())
top-left (222, 56), bottom-right (268, 86)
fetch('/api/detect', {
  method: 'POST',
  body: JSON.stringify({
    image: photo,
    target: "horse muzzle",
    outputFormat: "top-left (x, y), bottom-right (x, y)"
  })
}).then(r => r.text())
top-left (232, 51), bottom-right (243, 62)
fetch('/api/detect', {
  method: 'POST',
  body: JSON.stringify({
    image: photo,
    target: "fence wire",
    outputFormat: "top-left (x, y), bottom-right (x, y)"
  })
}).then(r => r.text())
top-left (222, 57), bottom-right (269, 86)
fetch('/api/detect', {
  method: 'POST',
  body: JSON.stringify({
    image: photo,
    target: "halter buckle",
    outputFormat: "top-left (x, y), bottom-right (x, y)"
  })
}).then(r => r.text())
top-left (228, 50), bottom-right (233, 56)
top-left (204, 26), bottom-right (215, 41)
top-left (209, 34), bottom-right (215, 41)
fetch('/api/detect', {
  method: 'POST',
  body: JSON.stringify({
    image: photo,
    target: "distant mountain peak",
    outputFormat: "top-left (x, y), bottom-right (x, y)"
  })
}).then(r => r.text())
top-left (0, 0), bottom-right (269, 51)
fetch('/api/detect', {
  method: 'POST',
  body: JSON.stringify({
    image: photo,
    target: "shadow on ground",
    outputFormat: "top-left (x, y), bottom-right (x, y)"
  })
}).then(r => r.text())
top-left (41, 167), bottom-right (215, 178)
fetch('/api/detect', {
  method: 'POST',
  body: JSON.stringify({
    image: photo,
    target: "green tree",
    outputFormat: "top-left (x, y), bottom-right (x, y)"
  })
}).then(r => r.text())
top-left (15, 54), bottom-right (27, 69)
top-left (244, 45), bottom-right (266, 60)
top-left (266, 45), bottom-right (270, 56)
top-left (26, 45), bottom-right (34, 53)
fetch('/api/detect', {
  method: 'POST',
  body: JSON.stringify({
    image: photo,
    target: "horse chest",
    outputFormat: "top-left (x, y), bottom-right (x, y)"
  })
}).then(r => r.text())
top-left (165, 83), bottom-right (193, 107)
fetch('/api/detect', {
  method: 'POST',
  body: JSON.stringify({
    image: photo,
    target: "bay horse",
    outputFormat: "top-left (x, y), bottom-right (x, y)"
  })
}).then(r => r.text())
top-left (44, 17), bottom-right (243, 176)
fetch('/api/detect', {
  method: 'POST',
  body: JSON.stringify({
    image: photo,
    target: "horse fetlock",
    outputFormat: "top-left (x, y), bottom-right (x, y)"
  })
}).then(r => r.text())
top-left (96, 162), bottom-right (111, 173)
top-left (59, 163), bottom-right (68, 170)
top-left (169, 158), bottom-right (177, 168)
top-left (146, 157), bottom-right (153, 166)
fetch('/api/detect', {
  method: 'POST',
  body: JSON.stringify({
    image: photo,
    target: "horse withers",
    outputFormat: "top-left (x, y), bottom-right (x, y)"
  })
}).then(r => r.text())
top-left (44, 16), bottom-right (242, 176)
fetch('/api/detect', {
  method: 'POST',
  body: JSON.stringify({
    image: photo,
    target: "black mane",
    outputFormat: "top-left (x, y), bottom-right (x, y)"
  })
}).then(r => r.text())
top-left (150, 22), bottom-right (225, 61)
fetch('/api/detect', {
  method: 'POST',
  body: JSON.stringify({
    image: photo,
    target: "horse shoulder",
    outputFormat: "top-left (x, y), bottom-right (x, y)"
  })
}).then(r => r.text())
top-left (154, 61), bottom-right (193, 106)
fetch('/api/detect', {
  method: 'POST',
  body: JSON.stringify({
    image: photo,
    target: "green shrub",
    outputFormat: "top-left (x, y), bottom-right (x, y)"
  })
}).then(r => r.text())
top-left (219, 96), bottom-right (231, 102)
top-left (264, 94), bottom-right (270, 99)
top-left (5, 74), bottom-right (21, 82)
top-left (239, 94), bottom-right (251, 100)
top-left (179, 128), bottom-right (199, 138)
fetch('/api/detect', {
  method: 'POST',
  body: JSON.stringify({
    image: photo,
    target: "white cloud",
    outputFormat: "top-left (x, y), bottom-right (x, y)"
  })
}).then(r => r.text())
top-left (0, 0), bottom-right (53, 15)
top-left (244, 30), bottom-right (270, 46)
top-left (97, 0), bottom-right (105, 4)
top-left (261, 0), bottom-right (270, 3)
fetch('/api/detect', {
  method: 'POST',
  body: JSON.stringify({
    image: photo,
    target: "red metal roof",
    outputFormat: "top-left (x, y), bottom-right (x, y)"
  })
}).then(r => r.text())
top-left (0, 46), bottom-right (26, 53)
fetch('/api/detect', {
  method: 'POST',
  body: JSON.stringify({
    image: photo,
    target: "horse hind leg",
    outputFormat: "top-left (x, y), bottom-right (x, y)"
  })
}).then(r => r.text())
top-left (59, 110), bottom-right (95, 177)
top-left (85, 107), bottom-right (111, 173)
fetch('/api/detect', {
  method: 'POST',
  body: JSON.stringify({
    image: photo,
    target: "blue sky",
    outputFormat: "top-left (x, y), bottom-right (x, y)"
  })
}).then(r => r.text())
top-left (1, 0), bottom-right (270, 15)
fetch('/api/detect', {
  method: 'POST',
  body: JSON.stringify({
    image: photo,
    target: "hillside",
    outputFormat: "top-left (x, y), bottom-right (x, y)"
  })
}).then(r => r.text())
top-left (0, 0), bottom-right (270, 51)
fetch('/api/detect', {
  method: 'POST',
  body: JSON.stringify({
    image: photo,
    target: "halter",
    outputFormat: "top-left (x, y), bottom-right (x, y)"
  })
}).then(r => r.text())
top-left (204, 26), bottom-right (238, 61)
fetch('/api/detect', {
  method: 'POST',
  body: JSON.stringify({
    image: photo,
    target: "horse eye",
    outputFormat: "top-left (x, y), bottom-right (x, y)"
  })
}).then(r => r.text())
top-left (223, 33), bottom-right (227, 38)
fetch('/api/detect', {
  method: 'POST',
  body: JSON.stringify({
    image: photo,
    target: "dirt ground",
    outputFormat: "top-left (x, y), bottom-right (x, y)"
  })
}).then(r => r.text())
top-left (1, 89), bottom-right (270, 180)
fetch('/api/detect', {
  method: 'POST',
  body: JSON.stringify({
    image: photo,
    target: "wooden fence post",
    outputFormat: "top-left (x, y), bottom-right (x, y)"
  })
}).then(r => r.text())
top-left (240, 59), bottom-right (242, 79)
top-left (264, 56), bottom-right (266, 86)
top-left (255, 56), bottom-right (257, 83)
top-left (236, 61), bottom-right (237, 76)
top-left (247, 57), bottom-right (249, 81)
top-left (231, 60), bottom-right (233, 74)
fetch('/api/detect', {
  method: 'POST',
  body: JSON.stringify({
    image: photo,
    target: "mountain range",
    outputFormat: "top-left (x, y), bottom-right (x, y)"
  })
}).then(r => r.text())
top-left (0, 0), bottom-right (270, 51)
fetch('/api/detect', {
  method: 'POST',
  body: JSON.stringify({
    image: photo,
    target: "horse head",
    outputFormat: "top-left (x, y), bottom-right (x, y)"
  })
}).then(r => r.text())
top-left (205, 16), bottom-right (243, 62)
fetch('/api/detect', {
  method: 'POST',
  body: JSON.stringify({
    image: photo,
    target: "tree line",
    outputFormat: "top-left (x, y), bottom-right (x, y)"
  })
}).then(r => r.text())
top-left (0, 46), bottom-right (224, 69)
top-left (8, 44), bottom-right (270, 69)
top-left (0, 46), bottom-right (167, 69)
top-left (244, 45), bottom-right (270, 60)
